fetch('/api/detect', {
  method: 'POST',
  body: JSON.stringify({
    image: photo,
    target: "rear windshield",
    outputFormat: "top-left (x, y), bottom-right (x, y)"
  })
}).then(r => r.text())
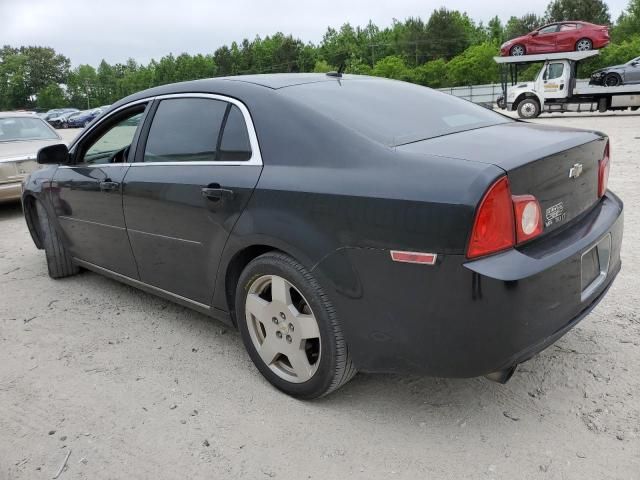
top-left (0, 117), bottom-right (58, 142)
top-left (280, 78), bottom-right (511, 146)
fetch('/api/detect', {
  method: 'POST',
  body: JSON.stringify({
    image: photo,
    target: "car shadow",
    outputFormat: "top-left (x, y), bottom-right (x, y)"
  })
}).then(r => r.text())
top-left (0, 201), bottom-right (23, 221)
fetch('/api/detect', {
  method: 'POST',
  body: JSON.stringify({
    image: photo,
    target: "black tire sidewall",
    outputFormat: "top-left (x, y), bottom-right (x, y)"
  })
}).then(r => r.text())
top-left (605, 74), bottom-right (621, 87)
top-left (235, 253), bottom-right (340, 399)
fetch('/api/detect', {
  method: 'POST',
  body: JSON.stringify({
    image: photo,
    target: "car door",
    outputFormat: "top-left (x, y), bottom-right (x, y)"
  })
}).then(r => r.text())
top-left (555, 23), bottom-right (578, 51)
top-left (51, 102), bottom-right (149, 278)
top-left (627, 58), bottom-right (640, 83)
top-left (530, 24), bottom-right (559, 53)
top-left (122, 94), bottom-right (262, 305)
top-left (541, 62), bottom-right (568, 99)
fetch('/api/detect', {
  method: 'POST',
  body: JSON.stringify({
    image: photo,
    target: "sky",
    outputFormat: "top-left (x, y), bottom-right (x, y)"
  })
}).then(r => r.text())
top-left (0, 0), bottom-right (630, 67)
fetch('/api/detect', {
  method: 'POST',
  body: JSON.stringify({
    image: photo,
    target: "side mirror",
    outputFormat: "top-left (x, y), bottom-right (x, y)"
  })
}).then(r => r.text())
top-left (632, 61), bottom-right (638, 67)
top-left (38, 144), bottom-right (69, 165)
top-left (530, 31), bottom-right (538, 37)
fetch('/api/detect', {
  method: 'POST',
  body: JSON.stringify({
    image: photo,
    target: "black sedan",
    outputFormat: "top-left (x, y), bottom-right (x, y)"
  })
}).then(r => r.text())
top-left (23, 74), bottom-right (623, 398)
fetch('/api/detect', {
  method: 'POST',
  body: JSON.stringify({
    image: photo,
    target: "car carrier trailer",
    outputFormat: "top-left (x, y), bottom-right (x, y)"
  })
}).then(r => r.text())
top-left (495, 50), bottom-right (640, 118)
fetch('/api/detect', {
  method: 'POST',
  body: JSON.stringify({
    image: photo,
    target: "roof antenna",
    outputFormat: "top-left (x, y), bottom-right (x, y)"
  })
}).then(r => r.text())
top-left (326, 62), bottom-right (346, 78)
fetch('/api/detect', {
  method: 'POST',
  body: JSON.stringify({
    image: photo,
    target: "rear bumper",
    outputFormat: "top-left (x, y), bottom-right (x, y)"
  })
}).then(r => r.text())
top-left (315, 192), bottom-right (623, 376)
top-left (0, 182), bottom-right (22, 202)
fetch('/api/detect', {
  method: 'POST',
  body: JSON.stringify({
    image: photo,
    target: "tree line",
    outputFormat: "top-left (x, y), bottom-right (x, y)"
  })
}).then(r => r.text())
top-left (1, 0), bottom-right (639, 111)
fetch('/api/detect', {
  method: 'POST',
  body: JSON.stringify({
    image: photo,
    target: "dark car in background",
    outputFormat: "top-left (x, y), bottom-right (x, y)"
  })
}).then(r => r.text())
top-left (590, 56), bottom-right (640, 86)
top-left (66, 108), bottom-right (105, 128)
top-left (48, 110), bottom-right (81, 129)
top-left (500, 21), bottom-right (610, 56)
top-left (23, 74), bottom-right (622, 398)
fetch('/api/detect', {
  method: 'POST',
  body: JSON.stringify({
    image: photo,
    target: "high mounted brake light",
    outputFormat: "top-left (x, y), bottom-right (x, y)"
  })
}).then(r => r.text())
top-left (467, 176), bottom-right (544, 259)
top-left (598, 140), bottom-right (610, 198)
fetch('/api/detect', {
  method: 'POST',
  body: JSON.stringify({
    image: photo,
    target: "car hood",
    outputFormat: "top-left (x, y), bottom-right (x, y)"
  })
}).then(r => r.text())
top-left (593, 64), bottom-right (626, 73)
top-left (0, 138), bottom-right (62, 162)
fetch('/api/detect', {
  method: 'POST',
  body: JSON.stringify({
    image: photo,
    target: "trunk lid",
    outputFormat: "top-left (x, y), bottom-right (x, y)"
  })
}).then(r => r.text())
top-left (397, 122), bottom-right (606, 236)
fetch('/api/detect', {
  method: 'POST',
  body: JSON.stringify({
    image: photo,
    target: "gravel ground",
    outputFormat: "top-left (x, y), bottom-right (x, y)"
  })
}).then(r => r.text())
top-left (1, 116), bottom-right (639, 480)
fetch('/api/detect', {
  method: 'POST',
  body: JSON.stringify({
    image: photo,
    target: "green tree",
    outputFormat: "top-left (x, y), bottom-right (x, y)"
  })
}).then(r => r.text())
top-left (36, 84), bottom-right (67, 109)
top-left (545, 0), bottom-right (611, 25)
top-left (372, 55), bottom-right (413, 81)
top-left (412, 59), bottom-right (448, 87)
top-left (612, 0), bottom-right (640, 40)
top-left (504, 13), bottom-right (544, 39)
top-left (424, 8), bottom-right (472, 60)
top-left (446, 42), bottom-right (500, 86)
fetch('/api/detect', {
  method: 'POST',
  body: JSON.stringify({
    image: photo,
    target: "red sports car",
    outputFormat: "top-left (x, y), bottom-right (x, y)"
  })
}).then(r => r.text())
top-left (500, 21), bottom-right (610, 56)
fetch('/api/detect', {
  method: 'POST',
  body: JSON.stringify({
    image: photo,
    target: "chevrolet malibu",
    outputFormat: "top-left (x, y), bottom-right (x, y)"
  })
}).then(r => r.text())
top-left (23, 74), bottom-right (623, 398)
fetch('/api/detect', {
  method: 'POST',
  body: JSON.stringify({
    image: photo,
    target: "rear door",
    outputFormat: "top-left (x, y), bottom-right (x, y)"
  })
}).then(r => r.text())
top-left (555, 23), bottom-right (579, 51)
top-left (122, 94), bottom-right (262, 305)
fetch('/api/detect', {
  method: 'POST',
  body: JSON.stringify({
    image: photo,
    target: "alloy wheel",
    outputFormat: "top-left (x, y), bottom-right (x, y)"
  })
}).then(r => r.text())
top-left (245, 274), bottom-right (321, 383)
top-left (510, 45), bottom-right (525, 56)
top-left (576, 39), bottom-right (592, 51)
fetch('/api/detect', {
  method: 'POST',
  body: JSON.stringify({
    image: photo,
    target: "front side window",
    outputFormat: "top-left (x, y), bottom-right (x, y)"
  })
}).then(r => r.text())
top-left (144, 98), bottom-right (227, 163)
top-left (538, 25), bottom-right (559, 34)
top-left (544, 63), bottom-right (565, 80)
top-left (81, 110), bottom-right (144, 165)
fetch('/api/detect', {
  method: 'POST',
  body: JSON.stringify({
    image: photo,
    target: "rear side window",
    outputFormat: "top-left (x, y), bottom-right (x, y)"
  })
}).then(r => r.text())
top-left (219, 105), bottom-right (252, 161)
top-left (144, 98), bottom-right (227, 162)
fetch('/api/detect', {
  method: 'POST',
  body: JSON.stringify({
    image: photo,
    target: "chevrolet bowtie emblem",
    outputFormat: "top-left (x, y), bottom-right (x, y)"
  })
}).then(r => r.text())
top-left (568, 163), bottom-right (583, 179)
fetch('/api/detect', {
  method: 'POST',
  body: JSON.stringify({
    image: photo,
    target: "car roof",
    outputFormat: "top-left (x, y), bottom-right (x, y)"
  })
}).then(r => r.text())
top-left (110, 73), bottom-right (377, 110)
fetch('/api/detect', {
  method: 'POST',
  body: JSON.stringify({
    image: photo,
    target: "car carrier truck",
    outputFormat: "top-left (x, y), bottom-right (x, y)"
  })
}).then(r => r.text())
top-left (495, 50), bottom-right (640, 118)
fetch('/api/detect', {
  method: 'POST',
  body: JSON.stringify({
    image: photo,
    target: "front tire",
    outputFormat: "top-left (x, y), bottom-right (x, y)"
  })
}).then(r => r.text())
top-left (604, 73), bottom-right (622, 87)
top-left (517, 98), bottom-right (540, 119)
top-left (236, 252), bottom-right (356, 399)
top-left (35, 201), bottom-right (79, 279)
top-left (510, 44), bottom-right (526, 56)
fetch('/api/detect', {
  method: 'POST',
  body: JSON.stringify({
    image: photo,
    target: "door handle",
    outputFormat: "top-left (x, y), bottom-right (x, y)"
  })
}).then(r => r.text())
top-left (99, 181), bottom-right (120, 192)
top-left (201, 184), bottom-right (234, 201)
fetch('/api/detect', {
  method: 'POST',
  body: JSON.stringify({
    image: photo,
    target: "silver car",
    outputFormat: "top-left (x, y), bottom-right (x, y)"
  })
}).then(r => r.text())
top-left (590, 56), bottom-right (640, 86)
top-left (0, 112), bottom-right (62, 203)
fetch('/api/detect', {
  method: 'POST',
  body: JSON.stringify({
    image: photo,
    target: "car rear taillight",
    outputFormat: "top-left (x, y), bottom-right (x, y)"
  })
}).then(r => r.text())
top-left (467, 176), bottom-right (515, 259)
top-left (598, 141), bottom-right (610, 198)
top-left (512, 195), bottom-right (543, 243)
top-left (467, 176), bottom-right (544, 259)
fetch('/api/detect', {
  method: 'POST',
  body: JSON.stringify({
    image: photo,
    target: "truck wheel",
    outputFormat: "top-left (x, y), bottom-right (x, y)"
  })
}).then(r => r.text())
top-left (604, 73), bottom-right (621, 87)
top-left (576, 38), bottom-right (593, 51)
top-left (35, 201), bottom-right (80, 279)
top-left (517, 99), bottom-right (540, 119)
top-left (510, 44), bottom-right (525, 56)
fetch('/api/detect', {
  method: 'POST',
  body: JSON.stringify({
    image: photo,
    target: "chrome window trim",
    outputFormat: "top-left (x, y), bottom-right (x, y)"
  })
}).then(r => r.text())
top-left (68, 93), bottom-right (263, 168)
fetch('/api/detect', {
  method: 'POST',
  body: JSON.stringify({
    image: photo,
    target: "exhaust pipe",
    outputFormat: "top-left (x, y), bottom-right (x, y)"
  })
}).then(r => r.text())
top-left (485, 365), bottom-right (517, 384)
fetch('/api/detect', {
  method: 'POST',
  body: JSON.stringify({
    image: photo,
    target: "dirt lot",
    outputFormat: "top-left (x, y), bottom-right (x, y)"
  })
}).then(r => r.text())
top-left (1, 115), bottom-right (639, 480)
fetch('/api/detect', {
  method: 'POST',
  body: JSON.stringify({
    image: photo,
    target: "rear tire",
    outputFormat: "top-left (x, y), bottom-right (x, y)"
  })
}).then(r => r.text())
top-left (576, 38), bottom-right (593, 51)
top-left (35, 201), bottom-right (79, 279)
top-left (517, 98), bottom-right (540, 119)
top-left (604, 73), bottom-right (622, 87)
top-left (236, 252), bottom-right (356, 399)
